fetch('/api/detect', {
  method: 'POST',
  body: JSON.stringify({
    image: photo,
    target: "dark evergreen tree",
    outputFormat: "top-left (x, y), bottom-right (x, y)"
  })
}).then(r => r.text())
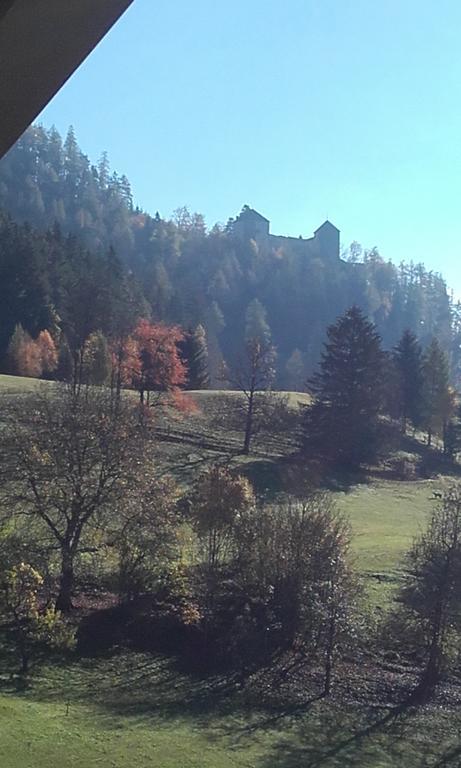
top-left (56, 336), bottom-right (73, 382)
top-left (442, 404), bottom-right (461, 460)
top-left (304, 306), bottom-right (384, 468)
top-left (393, 329), bottom-right (424, 433)
top-left (422, 338), bottom-right (452, 447)
top-left (180, 325), bottom-right (210, 390)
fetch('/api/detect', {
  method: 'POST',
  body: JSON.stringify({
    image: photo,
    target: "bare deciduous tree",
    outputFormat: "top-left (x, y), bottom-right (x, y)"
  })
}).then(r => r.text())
top-left (227, 337), bottom-right (276, 454)
top-left (1, 385), bottom-right (145, 611)
top-left (399, 486), bottom-right (461, 699)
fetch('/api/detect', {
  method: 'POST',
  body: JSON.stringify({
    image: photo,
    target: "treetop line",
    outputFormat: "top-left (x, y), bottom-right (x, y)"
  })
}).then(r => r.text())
top-left (0, 124), bottom-right (458, 391)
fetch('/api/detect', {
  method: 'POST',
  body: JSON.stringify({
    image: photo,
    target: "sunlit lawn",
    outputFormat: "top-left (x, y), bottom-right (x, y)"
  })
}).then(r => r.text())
top-left (0, 373), bottom-right (41, 393)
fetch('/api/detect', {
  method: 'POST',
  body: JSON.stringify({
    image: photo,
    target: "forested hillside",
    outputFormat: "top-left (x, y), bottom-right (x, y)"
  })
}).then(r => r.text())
top-left (1, 124), bottom-right (460, 384)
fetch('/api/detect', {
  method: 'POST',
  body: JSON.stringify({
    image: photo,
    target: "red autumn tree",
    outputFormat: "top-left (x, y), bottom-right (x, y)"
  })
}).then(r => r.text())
top-left (113, 320), bottom-right (189, 406)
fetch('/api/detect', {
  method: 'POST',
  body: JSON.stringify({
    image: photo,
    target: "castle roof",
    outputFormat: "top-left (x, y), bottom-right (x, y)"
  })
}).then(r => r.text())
top-left (239, 206), bottom-right (270, 224)
top-left (314, 220), bottom-right (339, 234)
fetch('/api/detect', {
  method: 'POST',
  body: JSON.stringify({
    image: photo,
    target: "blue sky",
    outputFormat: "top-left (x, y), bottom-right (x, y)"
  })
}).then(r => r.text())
top-left (39, 0), bottom-right (461, 293)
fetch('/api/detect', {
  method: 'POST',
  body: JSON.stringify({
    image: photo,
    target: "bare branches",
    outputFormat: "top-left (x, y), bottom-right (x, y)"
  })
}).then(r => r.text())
top-left (226, 337), bottom-right (276, 454)
top-left (1, 384), bottom-right (146, 610)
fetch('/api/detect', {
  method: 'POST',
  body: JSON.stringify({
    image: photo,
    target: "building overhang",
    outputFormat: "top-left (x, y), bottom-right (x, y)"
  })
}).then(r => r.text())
top-left (0, 0), bottom-right (134, 159)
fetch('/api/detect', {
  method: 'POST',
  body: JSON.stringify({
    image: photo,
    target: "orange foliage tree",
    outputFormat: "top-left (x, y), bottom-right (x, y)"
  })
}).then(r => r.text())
top-left (7, 326), bottom-right (58, 379)
top-left (112, 320), bottom-right (189, 407)
top-left (18, 338), bottom-right (43, 378)
top-left (36, 330), bottom-right (58, 377)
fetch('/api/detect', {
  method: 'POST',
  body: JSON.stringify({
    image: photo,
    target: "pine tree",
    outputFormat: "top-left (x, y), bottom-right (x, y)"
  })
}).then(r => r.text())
top-left (180, 325), bottom-right (210, 390)
top-left (56, 337), bottom-right (74, 382)
top-left (244, 298), bottom-right (271, 344)
top-left (422, 338), bottom-right (452, 447)
top-left (83, 331), bottom-right (111, 385)
top-left (442, 404), bottom-right (461, 460)
top-left (393, 329), bottom-right (424, 432)
top-left (205, 301), bottom-right (225, 387)
top-left (304, 306), bottom-right (384, 468)
top-left (285, 348), bottom-right (305, 391)
top-left (7, 324), bottom-right (28, 375)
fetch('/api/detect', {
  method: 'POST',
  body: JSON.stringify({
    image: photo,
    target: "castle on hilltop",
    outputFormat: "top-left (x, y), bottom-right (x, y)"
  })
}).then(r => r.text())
top-left (232, 205), bottom-right (340, 261)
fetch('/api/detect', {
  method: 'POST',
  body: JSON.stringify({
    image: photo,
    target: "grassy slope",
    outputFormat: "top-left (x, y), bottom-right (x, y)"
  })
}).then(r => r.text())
top-left (0, 375), bottom-right (456, 767)
top-left (338, 481), bottom-right (431, 575)
top-left (0, 373), bottom-right (41, 393)
top-left (1, 374), bottom-right (430, 571)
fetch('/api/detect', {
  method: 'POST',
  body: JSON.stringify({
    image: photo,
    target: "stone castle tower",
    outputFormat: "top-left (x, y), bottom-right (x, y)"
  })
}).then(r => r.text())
top-left (233, 205), bottom-right (340, 261)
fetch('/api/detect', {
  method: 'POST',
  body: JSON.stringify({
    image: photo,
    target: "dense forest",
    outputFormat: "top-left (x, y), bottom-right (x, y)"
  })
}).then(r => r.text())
top-left (0, 124), bottom-right (460, 385)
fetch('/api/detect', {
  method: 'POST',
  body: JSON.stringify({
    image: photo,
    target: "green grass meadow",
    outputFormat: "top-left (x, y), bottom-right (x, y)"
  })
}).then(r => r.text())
top-left (0, 375), bottom-right (458, 767)
top-left (0, 373), bottom-right (41, 393)
top-left (1, 651), bottom-right (460, 768)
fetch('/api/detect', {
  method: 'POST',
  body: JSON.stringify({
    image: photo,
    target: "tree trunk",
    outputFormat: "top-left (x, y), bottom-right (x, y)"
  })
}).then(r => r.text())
top-left (414, 602), bottom-right (444, 701)
top-left (16, 627), bottom-right (29, 675)
top-left (423, 642), bottom-right (441, 692)
top-left (442, 420), bottom-right (448, 455)
top-left (20, 645), bottom-right (29, 675)
top-left (401, 414), bottom-right (407, 435)
top-left (323, 608), bottom-right (336, 696)
top-left (243, 392), bottom-right (254, 455)
top-left (55, 549), bottom-right (74, 612)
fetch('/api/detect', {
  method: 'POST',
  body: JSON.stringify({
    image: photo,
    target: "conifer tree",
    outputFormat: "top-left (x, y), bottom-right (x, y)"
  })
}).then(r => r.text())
top-left (422, 338), bottom-right (452, 447)
top-left (180, 325), bottom-right (210, 389)
top-left (205, 301), bottom-right (225, 387)
top-left (83, 331), bottom-right (111, 385)
top-left (244, 298), bottom-right (271, 344)
top-left (7, 324), bottom-right (28, 375)
top-left (442, 404), bottom-right (461, 460)
top-left (304, 306), bottom-right (384, 468)
top-left (56, 337), bottom-right (74, 382)
top-left (393, 329), bottom-right (424, 432)
top-left (285, 348), bottom-right (305, 391)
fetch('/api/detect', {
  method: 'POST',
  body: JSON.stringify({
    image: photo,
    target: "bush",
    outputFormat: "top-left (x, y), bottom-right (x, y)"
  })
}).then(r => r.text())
top-left (387, 452), bottom-right (420, 480)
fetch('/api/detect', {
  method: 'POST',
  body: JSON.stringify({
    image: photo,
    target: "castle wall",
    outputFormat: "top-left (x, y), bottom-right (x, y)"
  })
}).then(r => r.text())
top-left (233, 208), bottom-right (340, 261)
top-left (268, 234), bottom-right (317, 258)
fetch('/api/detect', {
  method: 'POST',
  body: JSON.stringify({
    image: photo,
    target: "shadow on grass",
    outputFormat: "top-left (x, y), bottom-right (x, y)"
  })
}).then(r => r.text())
top-left (1, 639), bottom-right (459, 767)
top-left (397, 433), bottom-right (461, 481)
top-left (429, 743), bottom-right (461, 768)
top-left (254, 698), bottom-right (428, 768)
